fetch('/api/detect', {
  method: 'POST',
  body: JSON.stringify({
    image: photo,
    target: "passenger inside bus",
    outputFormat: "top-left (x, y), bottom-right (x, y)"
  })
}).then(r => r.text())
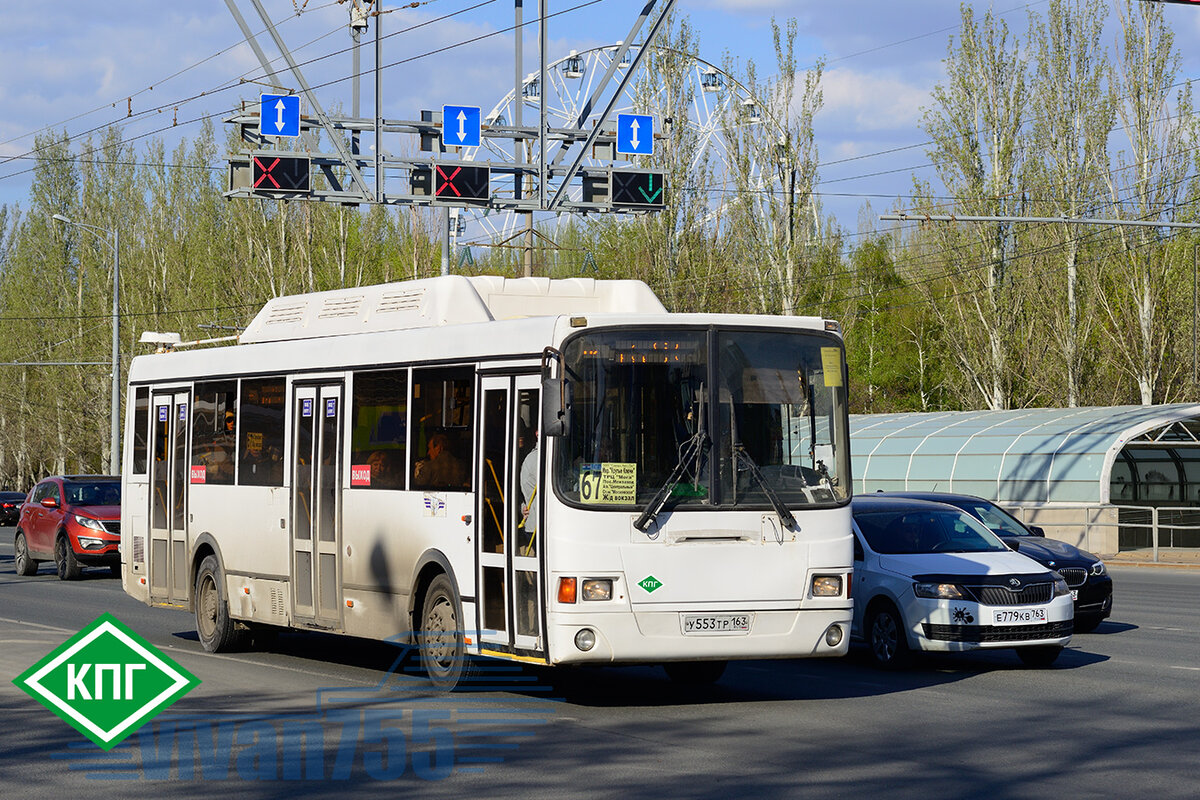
top-left (366, 449), bottom-right (403, 489)
top-left (413, 432), bottom-right (468, 490)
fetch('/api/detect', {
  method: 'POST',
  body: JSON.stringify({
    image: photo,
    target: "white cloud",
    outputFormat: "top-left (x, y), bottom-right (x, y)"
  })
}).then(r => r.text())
top-left (819, 67), bottom-right (930, 131)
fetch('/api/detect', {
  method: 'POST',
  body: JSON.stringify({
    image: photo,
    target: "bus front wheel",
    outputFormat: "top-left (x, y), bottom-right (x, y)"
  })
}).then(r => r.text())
top-left (419, 573), bottom-right (476, 691)
top-left (195, 554), bottom-right (244, 653)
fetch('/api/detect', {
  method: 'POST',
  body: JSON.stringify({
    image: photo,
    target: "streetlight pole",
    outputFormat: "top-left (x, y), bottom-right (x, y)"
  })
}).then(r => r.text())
top-left (52, 214), bottom-right (120, 475)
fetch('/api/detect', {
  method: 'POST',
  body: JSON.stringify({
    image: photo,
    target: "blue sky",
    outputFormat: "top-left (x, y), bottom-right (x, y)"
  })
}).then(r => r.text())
top-left (3, 0), bottom-right (1200, 231)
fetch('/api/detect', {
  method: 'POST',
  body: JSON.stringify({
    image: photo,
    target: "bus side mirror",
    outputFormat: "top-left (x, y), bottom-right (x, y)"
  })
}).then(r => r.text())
top-left (543, 377), bottom-right (572, 438)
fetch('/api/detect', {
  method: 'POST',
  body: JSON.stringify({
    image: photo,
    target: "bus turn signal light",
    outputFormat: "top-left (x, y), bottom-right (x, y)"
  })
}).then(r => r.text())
top-left (558, 577), bottom-right (577, 604)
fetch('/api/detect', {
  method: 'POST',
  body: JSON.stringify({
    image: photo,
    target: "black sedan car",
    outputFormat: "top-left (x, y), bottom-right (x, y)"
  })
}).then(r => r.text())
top-left (881, 492), bottom-right (1113, 632)
top-left (0, 490), bottom-right (26, 526)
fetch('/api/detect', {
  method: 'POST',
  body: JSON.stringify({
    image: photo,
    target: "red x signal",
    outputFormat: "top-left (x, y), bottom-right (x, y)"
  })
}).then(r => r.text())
top-left (251, 155), bottom-right (310, 194)
top-left (433, 164), bottom-right (489, 203)
top-left (253, 157), bottom-right (281, 189)
top-left (437, 166), bottom-right (461, 196)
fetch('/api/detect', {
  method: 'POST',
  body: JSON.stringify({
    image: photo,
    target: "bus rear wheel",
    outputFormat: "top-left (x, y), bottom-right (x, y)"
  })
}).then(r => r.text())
top-left (420, 574), bottom-right (476, 691)
top-left (195, 554), bottom-right (245, 653)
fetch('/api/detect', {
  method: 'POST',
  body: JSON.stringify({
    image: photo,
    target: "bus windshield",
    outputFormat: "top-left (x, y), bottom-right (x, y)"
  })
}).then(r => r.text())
top-left (554, 327), bottom-right (850, 511)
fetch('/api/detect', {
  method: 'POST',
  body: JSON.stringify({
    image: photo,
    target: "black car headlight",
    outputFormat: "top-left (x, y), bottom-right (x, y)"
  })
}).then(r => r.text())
top-left (913, 582), bottom-right (966, 600)
top-left (1091, 561), bottom-right (1106, 576)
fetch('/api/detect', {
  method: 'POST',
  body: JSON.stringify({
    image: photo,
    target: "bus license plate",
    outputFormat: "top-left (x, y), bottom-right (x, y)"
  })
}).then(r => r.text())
top-left (681, 614), bottom-right (752, 635)
top-left (992, 607), bottom-right (1048, 626)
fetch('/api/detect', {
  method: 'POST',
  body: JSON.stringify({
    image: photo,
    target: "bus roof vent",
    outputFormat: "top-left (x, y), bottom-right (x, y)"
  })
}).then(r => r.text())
top-left (318, 294), bottom-right (365, 320)
top-left (376, 288), bottom-right (426, 314)
top-left (238, 275), bottom-right (664, 344)
top-left (264, 302), bottom-right (306, 327)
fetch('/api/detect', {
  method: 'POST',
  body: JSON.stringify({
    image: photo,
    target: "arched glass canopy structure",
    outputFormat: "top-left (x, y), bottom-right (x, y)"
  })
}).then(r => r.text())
top-left (851, 405), bottom-right (1200, 506)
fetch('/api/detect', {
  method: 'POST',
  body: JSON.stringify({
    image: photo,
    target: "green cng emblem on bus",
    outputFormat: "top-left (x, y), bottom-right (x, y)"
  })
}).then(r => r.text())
top-left (13, 613), bottom-right (200, 750)
top-left (639, 575), bottom-right (663, 593)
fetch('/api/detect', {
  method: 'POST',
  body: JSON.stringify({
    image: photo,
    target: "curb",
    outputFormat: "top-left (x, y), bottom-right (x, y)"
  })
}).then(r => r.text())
top-left (1104, 559), bottom-right (1200, 569)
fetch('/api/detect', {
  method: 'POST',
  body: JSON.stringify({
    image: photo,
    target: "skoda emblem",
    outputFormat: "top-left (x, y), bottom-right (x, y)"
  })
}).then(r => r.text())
top-left (1008, 577), bottom-right (1021, 588)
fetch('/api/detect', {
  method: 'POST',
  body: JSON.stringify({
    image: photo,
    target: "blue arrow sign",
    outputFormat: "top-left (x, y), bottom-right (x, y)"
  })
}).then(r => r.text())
top-left (443, 104), bottom-right (481, 148)
top-left (616, 113), bottom-right (653, 156)
top-left (260, 94), bottom-right (301, 138)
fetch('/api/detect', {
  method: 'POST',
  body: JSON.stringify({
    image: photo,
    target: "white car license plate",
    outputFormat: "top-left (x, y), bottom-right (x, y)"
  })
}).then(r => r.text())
top-left (992, 607), bottom-right (1048, 626)
top-left (681, 614), bottom-right (752, 635)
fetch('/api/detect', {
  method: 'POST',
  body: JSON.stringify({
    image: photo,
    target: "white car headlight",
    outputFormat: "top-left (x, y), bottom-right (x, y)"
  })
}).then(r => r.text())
top-left (1052, 577), bottom-right (1071, 597)
top-left (913, 582), bottom-right (966, 600)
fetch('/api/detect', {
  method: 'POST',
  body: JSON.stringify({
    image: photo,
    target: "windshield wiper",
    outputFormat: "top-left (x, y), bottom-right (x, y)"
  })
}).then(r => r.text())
top-left (634, 385), bottom-right (708, 533)
top-left (728, 404), bottom-right (796, 529)
top-left (732, 445), bottom-right (796, 530)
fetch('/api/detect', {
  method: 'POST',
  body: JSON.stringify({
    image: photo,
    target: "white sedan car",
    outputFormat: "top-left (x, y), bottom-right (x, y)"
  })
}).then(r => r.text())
top-left (851, 496), bottom-right (1074, 669)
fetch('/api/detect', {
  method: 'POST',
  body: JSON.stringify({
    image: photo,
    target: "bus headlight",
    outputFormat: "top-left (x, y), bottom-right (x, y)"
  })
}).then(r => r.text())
top-left (582, 579), bottom-right (612, 601)
top-left (811, 575), bottom-right (842, 597)
top-left (574, 628), bottom-right (596, 651)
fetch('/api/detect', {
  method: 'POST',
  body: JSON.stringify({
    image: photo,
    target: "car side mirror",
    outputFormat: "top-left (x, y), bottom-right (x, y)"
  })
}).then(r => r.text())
top-left (1029, 525), bottom-right (1046, 537)
top-left (40, 497), bottom-right (59, 509)
top-left (1007, 539), bottom-right (1019, 552)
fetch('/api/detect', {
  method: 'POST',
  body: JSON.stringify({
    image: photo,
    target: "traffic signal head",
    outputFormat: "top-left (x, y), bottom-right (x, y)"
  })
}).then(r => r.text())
top-left (611, 170), bottom-right (666, 209)
top-left (251, 155), bottom-right (310, 194)
top-left (433, 163), bottom-right (491, 205)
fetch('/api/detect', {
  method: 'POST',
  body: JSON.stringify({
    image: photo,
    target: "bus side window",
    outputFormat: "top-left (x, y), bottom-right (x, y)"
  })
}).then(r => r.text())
top-left (131, 387), bottom-right (150, 474)
top-left (350, 369), bottom-right (408, 490)
top-left (192, 381), bottom-right (237, 485)
top-left (239, 378), bottom-right (286, 487)
top-left (411, 367), bottom-right (473, 491)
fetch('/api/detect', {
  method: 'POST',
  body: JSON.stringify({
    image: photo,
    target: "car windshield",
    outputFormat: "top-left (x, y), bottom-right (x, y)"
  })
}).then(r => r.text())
top-left (952, 499), bottom-right (1030, 537)
top-left (63, 481), bottom-right (121, 506)
top-left (553, 326), bottom-right (851, 510)
top-left (854, 506), bottom-right (1010, 554)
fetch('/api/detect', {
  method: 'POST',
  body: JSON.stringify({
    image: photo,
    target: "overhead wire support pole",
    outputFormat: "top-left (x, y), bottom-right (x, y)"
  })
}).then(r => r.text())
top-left (545, 0), bottom-right (676, 212)
top-left (539, 0), bottom-right (548, 211)
top-left (375, 5), bottom-right (382, 203)
top-left (246, 0), bottom-right (374, 202)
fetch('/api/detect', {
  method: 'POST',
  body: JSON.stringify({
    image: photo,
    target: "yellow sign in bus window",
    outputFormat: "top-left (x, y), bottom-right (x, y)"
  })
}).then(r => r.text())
top-left (580, 463), bottom-right (638, 504)
top-left (821, 347), bottom-right (843, 387)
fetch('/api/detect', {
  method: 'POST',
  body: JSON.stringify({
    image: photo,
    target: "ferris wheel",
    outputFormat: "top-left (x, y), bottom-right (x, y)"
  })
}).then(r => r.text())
top-left (451, 44), bottom-right (785, 254)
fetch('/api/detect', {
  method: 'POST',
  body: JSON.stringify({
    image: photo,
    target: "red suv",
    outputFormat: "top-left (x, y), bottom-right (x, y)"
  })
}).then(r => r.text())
top-left (14, 475), bottom-right (121, 580)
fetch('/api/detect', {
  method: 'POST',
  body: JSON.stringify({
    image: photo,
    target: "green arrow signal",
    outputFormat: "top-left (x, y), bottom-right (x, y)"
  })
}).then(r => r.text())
top-left (638, 173), bottom-right (663, 204)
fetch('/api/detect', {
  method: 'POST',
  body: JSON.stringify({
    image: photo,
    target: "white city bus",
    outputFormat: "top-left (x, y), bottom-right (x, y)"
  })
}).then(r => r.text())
top-left (121, 276), bottom-right (853, 688)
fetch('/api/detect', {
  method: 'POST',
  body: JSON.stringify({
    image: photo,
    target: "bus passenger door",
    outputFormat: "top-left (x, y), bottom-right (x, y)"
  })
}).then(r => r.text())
top-left (291, 384), bottom-right (344, 630)
top-left (477, 375), bottom-right (544, 656)
top-left (148, 391), bottom-right (191, 604)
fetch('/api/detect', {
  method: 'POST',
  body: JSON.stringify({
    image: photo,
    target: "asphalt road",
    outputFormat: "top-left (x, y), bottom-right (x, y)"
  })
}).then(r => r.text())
top-left (0, 534), bottom-right (1197, 799)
